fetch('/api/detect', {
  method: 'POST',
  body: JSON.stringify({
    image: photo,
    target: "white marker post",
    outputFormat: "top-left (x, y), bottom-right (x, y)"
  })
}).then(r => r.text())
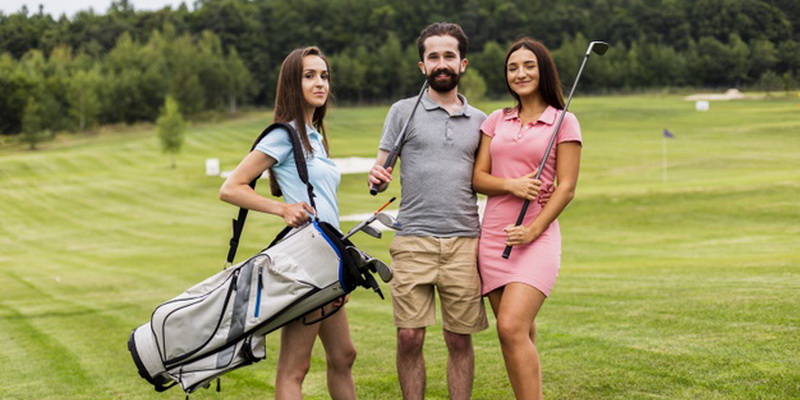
top-left (206, 158), bottom-right (220, 176)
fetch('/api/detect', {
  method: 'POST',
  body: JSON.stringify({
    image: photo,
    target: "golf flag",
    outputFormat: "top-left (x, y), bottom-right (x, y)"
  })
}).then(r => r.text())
top-left (661, 129), bottom-right (673, 182)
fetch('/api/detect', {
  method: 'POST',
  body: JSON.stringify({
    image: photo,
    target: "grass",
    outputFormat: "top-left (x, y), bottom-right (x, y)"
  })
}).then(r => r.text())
top-left (1, 94), bottom-right (799, 399)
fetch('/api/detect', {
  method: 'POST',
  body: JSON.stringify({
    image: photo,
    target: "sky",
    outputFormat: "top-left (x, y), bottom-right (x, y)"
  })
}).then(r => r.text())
top-left (1, 0), bottom-right (185, 18)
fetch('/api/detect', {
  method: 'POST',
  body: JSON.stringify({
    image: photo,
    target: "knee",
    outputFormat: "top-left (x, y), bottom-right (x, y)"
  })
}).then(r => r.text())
top-left (496, 317), bottom-right (528, 348)
top-left (443, 331), bottom-right (472, 354)
top-left (397, 328), bottom-right (425, 354)
top-left (327, 345), bottom-right (357, 372)
top-left (278, 358), bottom-right (311, 384)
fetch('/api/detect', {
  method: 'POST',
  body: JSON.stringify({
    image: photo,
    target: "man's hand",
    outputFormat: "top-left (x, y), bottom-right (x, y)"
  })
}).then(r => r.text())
top-left (368, 165), bottom-right (393, 191)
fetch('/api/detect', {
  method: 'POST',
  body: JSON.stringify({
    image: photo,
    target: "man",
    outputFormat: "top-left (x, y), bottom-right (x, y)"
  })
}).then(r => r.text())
top-left (368, 22), bottom-right (488, 400)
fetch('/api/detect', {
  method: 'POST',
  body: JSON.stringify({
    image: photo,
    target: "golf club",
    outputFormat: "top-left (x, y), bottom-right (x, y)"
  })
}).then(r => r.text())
top-left (342, 197), bottom-right (397, 240)
top-left (375, 212), bottom-right (403, 231)
top-left (345, 245), bottom-right (394, 283)
top-left (502, 40), bottom-right (609, 259)
top-left (369, 80), bottom-right (429, 195)
top-left (360, 225), bottom-right (382, 239)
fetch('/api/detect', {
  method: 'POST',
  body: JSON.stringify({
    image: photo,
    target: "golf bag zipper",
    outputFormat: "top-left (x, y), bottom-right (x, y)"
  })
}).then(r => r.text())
top-left (254, 266), bottom-right (263, 318)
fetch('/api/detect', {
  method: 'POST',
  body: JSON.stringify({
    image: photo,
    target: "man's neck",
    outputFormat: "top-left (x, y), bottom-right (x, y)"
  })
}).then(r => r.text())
top-left (427, 87), bottom-right (462, 114)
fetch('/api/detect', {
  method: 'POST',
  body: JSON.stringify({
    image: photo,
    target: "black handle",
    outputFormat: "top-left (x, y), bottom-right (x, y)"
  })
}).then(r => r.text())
top-left (369, 147), bottom-right (399, 196)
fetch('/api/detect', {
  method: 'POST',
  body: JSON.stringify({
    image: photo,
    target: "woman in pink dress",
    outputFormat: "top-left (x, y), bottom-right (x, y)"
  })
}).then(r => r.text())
top-left (473, 37), bottom-right (582, 399)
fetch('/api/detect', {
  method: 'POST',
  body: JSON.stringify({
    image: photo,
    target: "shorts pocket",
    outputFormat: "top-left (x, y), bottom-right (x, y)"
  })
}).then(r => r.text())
top-left (389, 236), bottom-right (414, 260)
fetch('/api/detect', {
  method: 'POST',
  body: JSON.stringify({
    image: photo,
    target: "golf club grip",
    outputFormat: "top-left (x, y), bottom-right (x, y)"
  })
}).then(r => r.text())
top-left (502, 200), bottom-right (531, 259)
top-left (369, 150), bottom-right (399, 195)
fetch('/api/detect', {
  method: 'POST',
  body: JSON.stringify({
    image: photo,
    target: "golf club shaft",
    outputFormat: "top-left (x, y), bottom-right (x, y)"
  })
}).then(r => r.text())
top-left (342, 197), bottom-right (397, 240)
top-left (370, 81), bottom-right (429, 195)
top-left (501, 48), bottom-right (594, 259)
top-left (375, 196), bottom-right (397, 214)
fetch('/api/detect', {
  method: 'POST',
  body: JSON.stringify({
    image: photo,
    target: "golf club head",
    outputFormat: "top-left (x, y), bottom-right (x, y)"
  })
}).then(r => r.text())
top-left (588, 41), bottom-right (609, 56)
top-left (367, 258), bottom-right (393, 283)
top-left (375, 213), bottom-right (403, 231)
top-left (361, 225), bottom-right (382, 239)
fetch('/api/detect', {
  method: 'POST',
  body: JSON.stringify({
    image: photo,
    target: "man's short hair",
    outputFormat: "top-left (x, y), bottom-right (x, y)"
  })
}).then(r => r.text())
top-left (416, 22), bottom-right (469, 61)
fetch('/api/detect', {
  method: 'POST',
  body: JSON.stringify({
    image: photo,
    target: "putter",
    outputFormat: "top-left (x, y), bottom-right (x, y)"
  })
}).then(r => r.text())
top-left (369, 80), bottom-right (429, 195)
top-left (342, 197), bottom-right (397, 240)
top-left (502, 40), bottom-right (609, 260)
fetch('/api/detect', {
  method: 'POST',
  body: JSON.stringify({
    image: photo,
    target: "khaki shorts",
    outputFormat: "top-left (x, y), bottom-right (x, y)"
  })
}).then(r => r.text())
top-left (389, 236), bottom-right (488, 334)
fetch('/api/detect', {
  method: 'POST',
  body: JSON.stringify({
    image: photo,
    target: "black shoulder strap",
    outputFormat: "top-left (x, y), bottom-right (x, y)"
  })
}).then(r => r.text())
top-left (226, 122), bottom-right (317, 264)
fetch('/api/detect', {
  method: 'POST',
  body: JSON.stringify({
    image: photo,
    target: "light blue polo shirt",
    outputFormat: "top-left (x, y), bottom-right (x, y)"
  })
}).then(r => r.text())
top-left (255, 122), bottom-right (341, 229)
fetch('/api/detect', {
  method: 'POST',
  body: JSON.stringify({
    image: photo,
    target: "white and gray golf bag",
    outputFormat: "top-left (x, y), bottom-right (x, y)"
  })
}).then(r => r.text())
top-left (127, 123), bottom-right (392, 394)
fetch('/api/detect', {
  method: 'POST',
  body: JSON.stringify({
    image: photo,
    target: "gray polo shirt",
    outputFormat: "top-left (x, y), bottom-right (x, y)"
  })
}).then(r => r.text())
top-left (379, 91), bottom-right (487, 237)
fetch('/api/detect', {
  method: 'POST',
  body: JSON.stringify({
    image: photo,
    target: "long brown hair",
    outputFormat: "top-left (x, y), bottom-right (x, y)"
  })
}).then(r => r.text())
top-left (504, 37), bottom-right (565, 113)
top-left (270, 46), bottom-right (331, 196)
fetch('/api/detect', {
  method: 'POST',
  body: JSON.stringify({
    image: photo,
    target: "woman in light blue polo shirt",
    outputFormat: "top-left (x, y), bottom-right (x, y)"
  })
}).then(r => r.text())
top-left (220, 47), bottom-right (355, 399)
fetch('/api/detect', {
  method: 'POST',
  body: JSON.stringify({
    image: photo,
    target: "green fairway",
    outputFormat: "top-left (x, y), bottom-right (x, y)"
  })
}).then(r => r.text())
top-left (1, 94), bottom-right (798, 399)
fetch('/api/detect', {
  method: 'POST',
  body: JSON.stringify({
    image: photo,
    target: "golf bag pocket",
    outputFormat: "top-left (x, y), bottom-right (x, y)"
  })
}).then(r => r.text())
top-left (167, 334), bottom-right (266, 393)
top-left (150, 263), bottom-right (252, 364)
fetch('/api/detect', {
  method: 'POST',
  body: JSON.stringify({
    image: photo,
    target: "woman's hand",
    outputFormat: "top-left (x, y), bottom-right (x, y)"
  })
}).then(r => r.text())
top-left (281, 202), bottom-right (316, 227)
top-left (504, 172), bottom-right (542, 201)
top-left (503, 223), bottom-right (541, 246)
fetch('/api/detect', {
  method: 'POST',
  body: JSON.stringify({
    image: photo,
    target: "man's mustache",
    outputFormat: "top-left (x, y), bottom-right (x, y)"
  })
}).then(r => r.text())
top-left (428, 68), bottom-right (456, 78)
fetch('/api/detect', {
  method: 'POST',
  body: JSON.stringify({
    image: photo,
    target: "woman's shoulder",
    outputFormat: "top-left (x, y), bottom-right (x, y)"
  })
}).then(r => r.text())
top-left (561, 109), bottom-right (580, 126)
top-left (258, 124), bottom-right (292, 143)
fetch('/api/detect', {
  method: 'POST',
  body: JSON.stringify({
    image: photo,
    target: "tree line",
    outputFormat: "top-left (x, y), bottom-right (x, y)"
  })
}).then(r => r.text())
top-left (1, 0), bottom-right (798, 138)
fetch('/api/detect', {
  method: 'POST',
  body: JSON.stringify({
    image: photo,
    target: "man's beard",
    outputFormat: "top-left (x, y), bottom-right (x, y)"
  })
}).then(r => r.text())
top-left (426, 68), bottom-right (461, 93)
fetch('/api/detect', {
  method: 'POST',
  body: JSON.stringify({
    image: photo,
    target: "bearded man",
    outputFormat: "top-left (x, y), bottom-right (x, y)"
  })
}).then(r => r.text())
top-left (368, 22), bottom-right (488, 400)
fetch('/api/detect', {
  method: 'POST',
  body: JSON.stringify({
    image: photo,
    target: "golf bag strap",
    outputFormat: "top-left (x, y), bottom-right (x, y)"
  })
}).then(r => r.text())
top-left (226, 122), bottom-right (317, 264)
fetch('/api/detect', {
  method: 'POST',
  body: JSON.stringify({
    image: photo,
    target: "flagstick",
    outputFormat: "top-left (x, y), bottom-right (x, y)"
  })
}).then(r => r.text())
top-left (662, 135), bottom-right (668, 182)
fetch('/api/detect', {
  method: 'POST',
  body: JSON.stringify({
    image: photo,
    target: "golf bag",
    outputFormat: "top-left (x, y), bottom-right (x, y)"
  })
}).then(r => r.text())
top-left (128, 123), bottom-right (388, 394)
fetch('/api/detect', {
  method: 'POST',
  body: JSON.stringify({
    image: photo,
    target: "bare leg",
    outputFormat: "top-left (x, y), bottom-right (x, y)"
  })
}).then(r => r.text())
top-left (275, 317), bottom-right (321, 400)
top-left (488, 283), bottom-right (547, 400)
top-left (318, 308), bottom-right (357, 400)
top-left (442, 330), bottom-right (473, 400)
top-left (397, 327), bottom-right (426, 400)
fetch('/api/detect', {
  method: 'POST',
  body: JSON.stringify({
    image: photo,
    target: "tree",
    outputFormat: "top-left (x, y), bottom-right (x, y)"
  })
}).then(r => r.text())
top-left (471, 40), bottom-right (506, 98)
top-left (67, 66), bottom-right (102, 130)
top-left (21, 96), bottom-right (51, 149)
top-left (459, 68), bottom-right (487, 109)
top-left (0, 52), bottom-right (31, 134)
top-left (157, 96), bottom-right (185, 168)
top-left (223, 47), bottom-right (252, 112)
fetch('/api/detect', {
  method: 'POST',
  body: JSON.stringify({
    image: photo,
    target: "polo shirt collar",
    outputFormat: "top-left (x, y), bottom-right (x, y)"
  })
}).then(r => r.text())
top-left (305, 124), bottom-right (321, 137)
top-left (420, 90), bottom-right (472, 117)
top-left (503, 105), bottom-right (559, 125)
